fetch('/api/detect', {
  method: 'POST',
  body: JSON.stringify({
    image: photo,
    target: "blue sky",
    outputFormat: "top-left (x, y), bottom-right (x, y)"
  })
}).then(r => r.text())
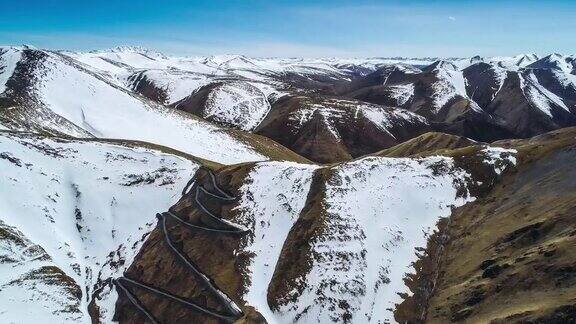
top-left (1, 0), bottom-right (575, 57)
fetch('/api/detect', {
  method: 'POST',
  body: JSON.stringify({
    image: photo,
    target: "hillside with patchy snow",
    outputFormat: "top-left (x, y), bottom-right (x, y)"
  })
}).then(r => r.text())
top-left (112, 140), bottom-right (517, 324)
top-left (255, 95), bottom-right (430, 162)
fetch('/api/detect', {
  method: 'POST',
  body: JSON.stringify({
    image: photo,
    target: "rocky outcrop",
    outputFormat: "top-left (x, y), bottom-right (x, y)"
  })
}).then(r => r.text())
top-left (126, 71), bottom-right (168, 104)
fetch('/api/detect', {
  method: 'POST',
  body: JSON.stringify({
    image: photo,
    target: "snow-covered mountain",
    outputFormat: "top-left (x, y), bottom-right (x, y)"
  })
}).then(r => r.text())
top-left (2, 45), bottom-right (576, 324)
top-left (3, 46), bottom-right (575, 162)
top-left (344, 55), bottom-right (576, 141)
top-left (0, 131), bottom-right (199, 323)
top-left (0, 46), bottom-right (303, 165)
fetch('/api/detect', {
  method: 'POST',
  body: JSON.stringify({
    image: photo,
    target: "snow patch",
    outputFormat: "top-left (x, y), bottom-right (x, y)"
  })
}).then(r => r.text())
top-left (387, 83), bottom-right (415, 106)
top-left (482, 146), bottom-right (517, 175)
top-left (234, 162), bottom-right (318, 323)
top-left (0, 47), bottom-right (22, 93)
top-left (203, 81), bottom-right (272, 131)
top-left (520, 72), bottom-right (570, 117)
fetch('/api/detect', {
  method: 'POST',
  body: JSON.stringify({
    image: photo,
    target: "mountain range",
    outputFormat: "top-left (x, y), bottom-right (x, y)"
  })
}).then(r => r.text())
top-left (1, 46), bottom-right (575, 323)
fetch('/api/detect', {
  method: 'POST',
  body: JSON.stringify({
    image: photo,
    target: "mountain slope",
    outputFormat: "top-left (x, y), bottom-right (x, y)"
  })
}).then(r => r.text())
top-left (419, 127), bottom-right (576, 323)
top-left (254, 95), bottom-right (431, 163)
top-left (113, 140), bottom-right (516, 323)
top-left (171, 80), bottom-right (273, 131)
top-left (0, 131), bottom-right (200, 323)
top-left (0, 47), bottom-right (304, 164)
top-left (374, 131), bottom-right (477, 158)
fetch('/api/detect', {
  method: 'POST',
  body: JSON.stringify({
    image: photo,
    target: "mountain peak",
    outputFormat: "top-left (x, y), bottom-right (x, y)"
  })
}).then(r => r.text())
top-left (527, 53), bottom-right (574, 72)
top-left (422, 60), bottom-right (459, 72)
top-left (94, 45), bottom-right (166, 58)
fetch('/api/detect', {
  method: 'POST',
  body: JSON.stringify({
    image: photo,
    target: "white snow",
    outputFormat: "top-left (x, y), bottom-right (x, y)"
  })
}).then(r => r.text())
top-left (387, 83), bottom-right (415, 106)
top-left (130, 69), bottom-right (212, 104)
top-left (60, 47), bottom-right (576, 127)
top-left (263, 151), bottom-right (516, 323)
top-left (488, 63), bottom-right (509, 100)
top-left (361, 104), bottom-right (428, 134)
top-left (0, 47), bottom-right (22, 94)
top-left (203, 81), bottom-right (272, 131)
top-left (276, 156), bottom-right (473, 323)
top-left (550, 69), bottom-right (576, 90)
top-left (288, 102), bottom-right (347, 138)
top-left (431, 66), bottom-right (469, 111)
top-left (22, 51), bottom-right (267, 164)
top-left (490, 53), bottom-right (540, 71)
top-left (287, 99), bottom-right (427, 141)
top-left (233, 162), bottom-right (318, 322)
top-left (520, 72), bottom-right (571, 117)
top-left (527, 54), bottom-right (573, 73)
top-left (482, 146), bottom-right (517, 175)
top-left (0, 132), bottom-right (198, 323)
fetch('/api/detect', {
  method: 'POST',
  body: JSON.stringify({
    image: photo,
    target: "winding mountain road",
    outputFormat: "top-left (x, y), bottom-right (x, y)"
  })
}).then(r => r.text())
top-left (114, 276), bottom-right (237, 323)
top-left (115, 169), bottom-right (249, 323)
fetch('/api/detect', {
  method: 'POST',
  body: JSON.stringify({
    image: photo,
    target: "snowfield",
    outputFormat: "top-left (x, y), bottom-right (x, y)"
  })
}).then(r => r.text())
top-left (0, 47), bottom-right (22, 93)
top-left (275, 156), bottom-right (475, 323)
top-left (430, 63), bottom-right (469, 111)
top-left (0, 131), bottom-right (199, 323)
top-left (233, 162), bottom-right (319, 321)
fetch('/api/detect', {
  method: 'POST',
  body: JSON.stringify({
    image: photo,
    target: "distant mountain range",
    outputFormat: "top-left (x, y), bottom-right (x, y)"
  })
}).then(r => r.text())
top-left (4, 46), bottom-right (575, 163)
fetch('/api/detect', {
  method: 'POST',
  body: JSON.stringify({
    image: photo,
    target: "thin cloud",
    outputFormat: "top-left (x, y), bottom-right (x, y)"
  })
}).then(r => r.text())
top-left (448, 16), bottom-right (456, 21)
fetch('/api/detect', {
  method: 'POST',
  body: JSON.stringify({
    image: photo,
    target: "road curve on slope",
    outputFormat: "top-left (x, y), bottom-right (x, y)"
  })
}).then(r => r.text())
top-left (115, 276), bottom-right (237, 322)
top-left (115, 170), bottom-right (248, 323)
